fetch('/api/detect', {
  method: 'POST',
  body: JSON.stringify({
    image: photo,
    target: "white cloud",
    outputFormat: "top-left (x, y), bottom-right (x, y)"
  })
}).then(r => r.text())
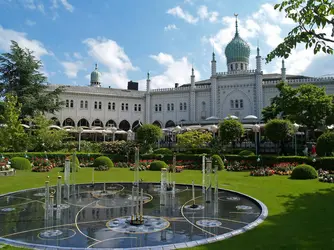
top-left (25, 19), bottom-right (36, 26)
top-left (141, 53), bottom-right (201, 90)
top-left (167, 6), bottom-right (198, 24)
top-left (61, 61), bottom-right (84, 78)
top-left (164, 24), bottom-right (178, 31)
top-left (23, 0), bottom-right (45, 13)
top-left (150, 53), bottom-right (174, 65)
top-left (51, 0), bottom-right (74, 13)
top-left (0, 26), bottom-right (49, 59)
top-left (59, 0), bottom-right (74, 12)
top-left (83, 37), bottom-right (137, 88)
top-left (197, 5), bottom-right (219, 23)
top-left (73, 52), bottom-right (82, 59)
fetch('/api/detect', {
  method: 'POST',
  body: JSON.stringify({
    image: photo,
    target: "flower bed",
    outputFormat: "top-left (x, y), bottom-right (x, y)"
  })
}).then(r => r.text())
top-left (250, 168), bottom-right (274, 176)
top-left (31, 157), bottom-right (55, 172)
top-left (318, 169), bottom-right (334, 183)
top-left (272, 162), bottom-right (298, 176)
top-left (226, 161), bottom-right (256, 171)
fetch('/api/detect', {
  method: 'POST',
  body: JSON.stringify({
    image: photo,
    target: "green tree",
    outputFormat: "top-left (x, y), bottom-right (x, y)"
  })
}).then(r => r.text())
top-left (263, 82), bottom-right (333, 131)
top-left (136, 124), bottom-right (163, 150)
top-left (0, 94), bottom-right (29, 152)
top-left (27, 114), bottom-right (68, 151)
top-left (316, 131), bottom-right (334, 156)
top-left (0, 41), bottom-right (64, 118)
top-left (177, 130), bottom-right (212, 148)
top-left (266, 0), bottom-right (334, 62)
top-left (265, 119), bottom-right (294, 155)
top-left (219, 119), bottom-right (244, 145)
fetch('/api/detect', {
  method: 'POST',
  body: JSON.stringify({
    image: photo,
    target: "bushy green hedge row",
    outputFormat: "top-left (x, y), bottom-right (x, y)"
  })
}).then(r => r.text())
top-left (3, 152), bottom-right (334, 170)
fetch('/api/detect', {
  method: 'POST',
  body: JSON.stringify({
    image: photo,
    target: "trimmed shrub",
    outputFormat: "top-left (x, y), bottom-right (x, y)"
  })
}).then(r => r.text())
top-left (291, 164), bottom-right (318, 180)
top-left (317, 132), bottom-right (334, 156)
top-left (11, 157), bottom-right (31, 170)
top-left (239, 150), bottom-right (255, 156)
top-left (212, 154), bottom-right (224, 170)
top-left (149, 161), bottom-right (168, 171)
top-left (154, 148), bottom-right (173, 155)
top-left (93, 156), bottom-right (114, 171)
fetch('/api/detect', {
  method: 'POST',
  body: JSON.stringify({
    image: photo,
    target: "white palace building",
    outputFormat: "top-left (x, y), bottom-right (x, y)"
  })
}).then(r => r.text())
top-left (47, 19), bottom-right (334, 133)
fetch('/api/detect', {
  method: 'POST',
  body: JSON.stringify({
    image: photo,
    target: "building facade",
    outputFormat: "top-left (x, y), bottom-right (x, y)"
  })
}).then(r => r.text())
top-left (47, 19), bottom-right (334, 131)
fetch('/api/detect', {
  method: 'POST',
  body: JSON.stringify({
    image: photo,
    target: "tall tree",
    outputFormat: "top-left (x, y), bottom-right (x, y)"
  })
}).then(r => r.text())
top-left (177, 130), bottom-right (212, 148)
top-left (27, 114), bottom-right (68, 152)
top-left (0, 40), bottom-right (64, 118)
top-left (262, 82), bottom-right (334, 131)
top-left (219, 119), bottom-right (245, 145)
top-left (136, 124), bottom-right (163, 151)
top-left (266, 0), bottom-right (334, 62)
top-left (0, 94), bottom-right (29, 152)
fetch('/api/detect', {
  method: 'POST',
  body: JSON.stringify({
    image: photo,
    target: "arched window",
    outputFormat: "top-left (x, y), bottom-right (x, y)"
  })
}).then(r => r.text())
top-left (235, 63), bottom-right (239, 70)
top-left (108, 102), bottom-right (111, 110)
top-left (94, 101), bottom-right (97, 109)
top-left (230, 64), bottom-right (233, 71)
top-left (155, 104), bottom-right (158, 112)
top-left (138, 104), bottom-right (141, 111)
top-left (171, 103), bottom-right (174, 111)
top-left (180, 102), bottom-right (183, 111)
top-left (230, 100), bottom-right (234, 108)
top-left (134, 104), bottom-right (137, 111)
top-left (121, 103), bottom-right (125, 111)
top-left (202, 101), bottom-right (206, 110)
top-left (240, 99), bottom-right (244, 108)
top-left (80, 100), bottom-right (84, 109)
top-left (85, 101), bottom-right (88, 109)
top-left (70, 100), bottom-right (74, 108)
top-left (66, 100), bottom-right (69, 108)
top-left (235, 100), bottom-right (239, 108)
top-left (167, 104), bottom-right (170, 111)
top-left (241, 63), bottom-right (244, 70)
top-left (98, 101), bottom-right (102, 110)
top-left (125, 103), bottom-right (128, 111)
top-left (183, 102), bottom-right (187, 110)
top-left (112, 102), bottom-right (115, 110)
top-left (159, 104), bottom-right (162, 112)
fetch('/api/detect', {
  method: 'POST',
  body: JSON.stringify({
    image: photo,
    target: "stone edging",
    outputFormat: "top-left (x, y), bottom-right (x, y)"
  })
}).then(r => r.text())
top-left (0, 182), bottom-right (268, 250)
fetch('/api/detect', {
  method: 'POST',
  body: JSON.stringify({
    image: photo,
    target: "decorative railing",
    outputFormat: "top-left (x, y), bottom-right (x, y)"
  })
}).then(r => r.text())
top-left (263, 76), bottom-right (334, 85)
top-left (216, 69), bottom-right (257, 76)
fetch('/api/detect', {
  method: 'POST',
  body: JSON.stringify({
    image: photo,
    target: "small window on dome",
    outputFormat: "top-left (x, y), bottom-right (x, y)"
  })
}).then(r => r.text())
top-left (230, 64), bottom-right (233, 71)
top-left (235, 63), bottom-right (238, 70)
top-left (241, 64), bottom-right (244, 70)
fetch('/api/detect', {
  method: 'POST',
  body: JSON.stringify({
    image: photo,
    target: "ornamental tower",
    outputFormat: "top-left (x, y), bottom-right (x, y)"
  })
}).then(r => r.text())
top-left (90, 63), bottom-right (102, 87)
top-left (224, 14), bottom-right (251, 72)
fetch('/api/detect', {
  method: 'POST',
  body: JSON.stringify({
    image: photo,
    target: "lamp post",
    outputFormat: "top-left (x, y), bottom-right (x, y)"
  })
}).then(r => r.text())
top-left (102, 130), bottom-right (106, 142)
top-left (293, 123), bottom-right (300, 155)
top-left (210, 125), bottom-right (218, 138)
top-left (252, 124), bottom-right (260, 155)
top-left (110, 125), bottom-right (117, 141)
top-left (127, 129), bottom-right (133, 141)
top-left (78, 127), bottom-right (84, 151)
top-left (174, 125), bottom-right (182, 152)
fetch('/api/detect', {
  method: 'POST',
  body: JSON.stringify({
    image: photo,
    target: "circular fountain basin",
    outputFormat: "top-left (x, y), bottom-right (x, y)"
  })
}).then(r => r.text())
top-left (0, 182), bottom-right (268, 249)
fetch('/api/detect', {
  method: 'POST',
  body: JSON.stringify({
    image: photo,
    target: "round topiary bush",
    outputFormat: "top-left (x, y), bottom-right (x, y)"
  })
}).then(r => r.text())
top-left (93, 156), bottom-right (114, 171)
top-left (149, 160), bottom-right (168, 171)
top-left (291, 164), bottom-right (318, 180)
top-left (154, 148), bottom-right (173, 155)
top-left (212, 155), bottom-right (224, 170)
top-left (11, 157), bottom-right (31, 170)
top-left (239, 150), bottom-right (255, 156)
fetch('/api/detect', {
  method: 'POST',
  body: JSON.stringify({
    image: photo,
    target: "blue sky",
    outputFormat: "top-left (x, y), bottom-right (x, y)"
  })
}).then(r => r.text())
top-left (0, 0), bottom-right (333, 90)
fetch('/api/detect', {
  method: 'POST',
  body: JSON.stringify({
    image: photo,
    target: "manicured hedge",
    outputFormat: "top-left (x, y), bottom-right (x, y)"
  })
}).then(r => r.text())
top-left (3, 152), bottom-right (334, 171)
top-left (11, 157), bottom-right (31, 170)
top-left (291, 164), bottom-right (318, 180)
top-left (149, 161), bottom-right (168, 171)
top-left (93, 156), bottom-right (114, 171)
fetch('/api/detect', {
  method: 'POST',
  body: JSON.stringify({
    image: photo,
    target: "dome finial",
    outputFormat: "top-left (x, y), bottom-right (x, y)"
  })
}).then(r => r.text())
top-left (95, 63), bottom-right (98, 70)
top-left (147, 71), bottom-right (150, 80)
top-left (234, 13), bottom-right (239, 35)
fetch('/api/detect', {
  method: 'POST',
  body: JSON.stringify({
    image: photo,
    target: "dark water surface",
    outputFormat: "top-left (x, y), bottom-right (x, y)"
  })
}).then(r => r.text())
top-left (0, 183), bottom-right (262, 249)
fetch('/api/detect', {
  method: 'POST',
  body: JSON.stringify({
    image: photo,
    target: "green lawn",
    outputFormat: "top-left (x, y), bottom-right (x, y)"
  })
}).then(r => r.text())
top-left (1, 168), bottom-right (334, 250)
